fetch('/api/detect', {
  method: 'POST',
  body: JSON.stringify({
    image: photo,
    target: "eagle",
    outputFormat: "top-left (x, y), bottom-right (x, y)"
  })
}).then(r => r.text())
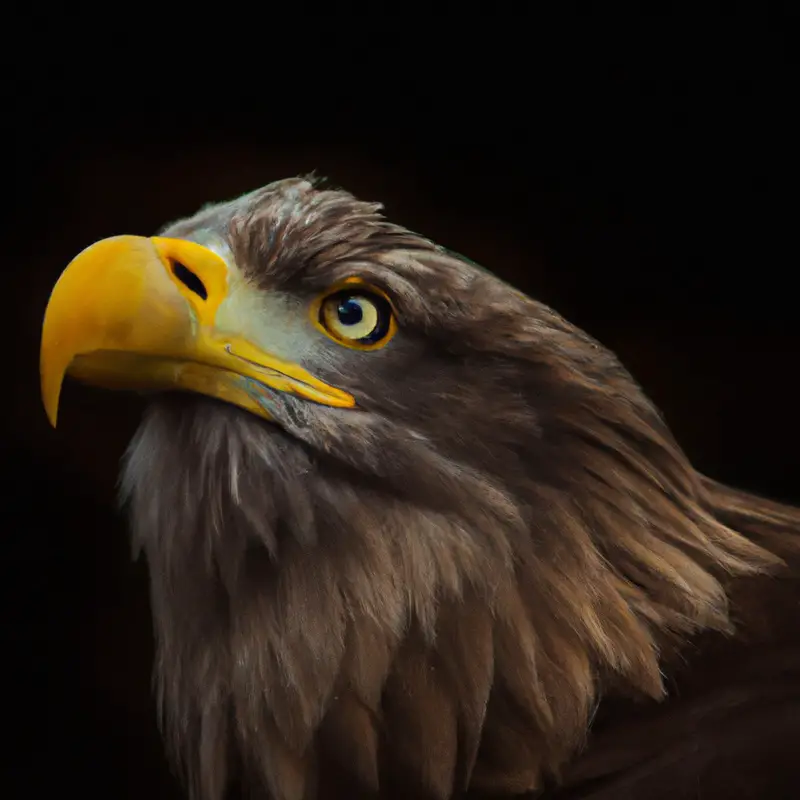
top-left (40, 177), bottom-right (800, 800)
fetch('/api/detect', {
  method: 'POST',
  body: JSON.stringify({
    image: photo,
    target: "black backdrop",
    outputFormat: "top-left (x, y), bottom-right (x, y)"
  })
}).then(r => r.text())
top-left (4, 11), bottom-right (798, 798)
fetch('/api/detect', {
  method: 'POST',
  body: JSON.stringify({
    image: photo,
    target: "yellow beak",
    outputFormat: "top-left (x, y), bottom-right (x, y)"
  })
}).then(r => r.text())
top-left (40, 235), bottom-right (355, 427)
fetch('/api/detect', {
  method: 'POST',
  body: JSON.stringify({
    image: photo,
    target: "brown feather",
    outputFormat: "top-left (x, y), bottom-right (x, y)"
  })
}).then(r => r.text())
top-left (117, 177), bottom-right (800, 799)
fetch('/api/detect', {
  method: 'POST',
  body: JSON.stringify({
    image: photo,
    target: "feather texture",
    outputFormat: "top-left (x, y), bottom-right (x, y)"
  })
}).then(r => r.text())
top-left (117, 178), bottom-right (800, 800)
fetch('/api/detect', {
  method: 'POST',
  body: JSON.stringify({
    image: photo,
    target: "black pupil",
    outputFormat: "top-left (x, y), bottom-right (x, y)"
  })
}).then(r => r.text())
top-left (172, 261), bottom-right (208, 300)
top-left (337, 298), bottom-right (364, 326)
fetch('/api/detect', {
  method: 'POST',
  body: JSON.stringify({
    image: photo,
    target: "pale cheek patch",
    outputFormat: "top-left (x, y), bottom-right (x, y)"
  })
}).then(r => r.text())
top-left (189, 239), bottom-right (380, 385)
top-left (214, 281), bottom-right (325, 367)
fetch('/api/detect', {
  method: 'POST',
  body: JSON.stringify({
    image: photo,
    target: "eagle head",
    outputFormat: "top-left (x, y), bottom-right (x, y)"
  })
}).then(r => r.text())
top-left (40, 177), bottom-right (782, 800)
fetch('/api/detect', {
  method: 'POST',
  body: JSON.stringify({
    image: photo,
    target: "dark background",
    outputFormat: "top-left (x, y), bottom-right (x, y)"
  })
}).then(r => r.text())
top-left (4, 11), bottom-right (798, 798)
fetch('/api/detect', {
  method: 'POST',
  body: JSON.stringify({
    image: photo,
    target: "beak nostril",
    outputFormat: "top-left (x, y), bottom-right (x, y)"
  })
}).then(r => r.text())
top-left (171, 261), bottom-right (208, 300)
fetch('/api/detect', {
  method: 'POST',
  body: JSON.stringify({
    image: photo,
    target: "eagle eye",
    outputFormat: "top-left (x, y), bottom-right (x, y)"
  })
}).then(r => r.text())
top-left (314, 283), bottom-right (396, 350)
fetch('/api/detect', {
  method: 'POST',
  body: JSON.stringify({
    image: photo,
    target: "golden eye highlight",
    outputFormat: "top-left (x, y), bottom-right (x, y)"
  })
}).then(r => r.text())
top-left (312, 283), bottom-right (396, 350)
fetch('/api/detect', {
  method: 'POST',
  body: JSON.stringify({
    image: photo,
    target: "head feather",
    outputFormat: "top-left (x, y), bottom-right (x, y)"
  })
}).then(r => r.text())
top-left (120, 178), bottom-right (798, 800)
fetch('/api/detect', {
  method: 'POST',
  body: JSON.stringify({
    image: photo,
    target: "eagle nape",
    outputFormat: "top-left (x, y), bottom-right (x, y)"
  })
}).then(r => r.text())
top-left (40, 177), bottom-right (800, 800)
